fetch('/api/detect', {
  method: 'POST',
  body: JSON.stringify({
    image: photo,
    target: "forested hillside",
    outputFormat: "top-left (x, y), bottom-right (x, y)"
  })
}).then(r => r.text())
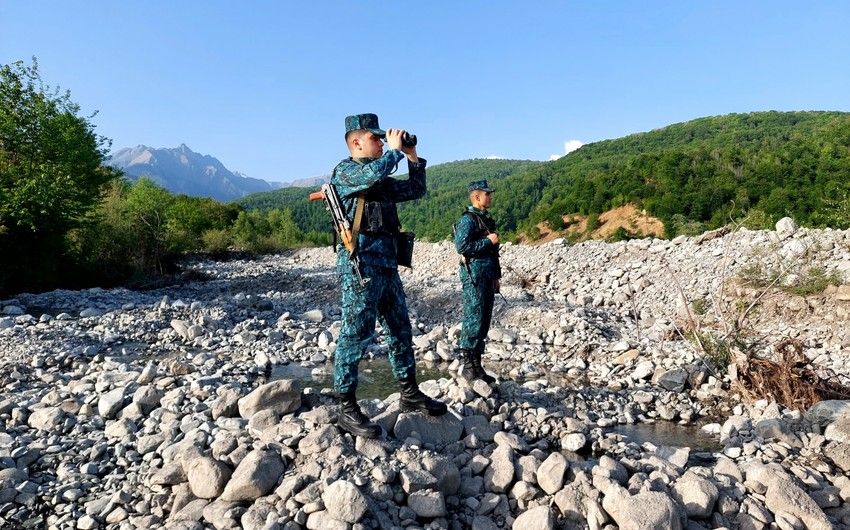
top-left (235, 187), bottom-right (332, 243)
top-left (511, 111), bottom-right (850, 238)
top-left (239, 111), bottom-right (850, 242)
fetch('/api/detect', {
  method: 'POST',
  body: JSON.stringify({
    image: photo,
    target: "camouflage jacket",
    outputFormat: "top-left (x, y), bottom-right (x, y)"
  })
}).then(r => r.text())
top-left (454, 206), bottom-right (501, 279)
top-left (331, 149), bottom-right (426, 269)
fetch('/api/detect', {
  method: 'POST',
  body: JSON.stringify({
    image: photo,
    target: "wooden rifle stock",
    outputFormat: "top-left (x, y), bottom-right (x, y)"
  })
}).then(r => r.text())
top-left (307, 185), bottom-right (355, 253)
top-left (308, 183), bottom-right (369, 287)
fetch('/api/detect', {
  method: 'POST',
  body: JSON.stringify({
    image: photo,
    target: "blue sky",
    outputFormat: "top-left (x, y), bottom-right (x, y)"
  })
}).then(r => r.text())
top-left (2, 1), bottom-right (849, 183)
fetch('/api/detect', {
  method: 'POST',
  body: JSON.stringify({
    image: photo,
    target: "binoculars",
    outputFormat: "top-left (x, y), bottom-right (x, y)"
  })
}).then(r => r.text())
top-left (401, 132), bottom-right (417, 148)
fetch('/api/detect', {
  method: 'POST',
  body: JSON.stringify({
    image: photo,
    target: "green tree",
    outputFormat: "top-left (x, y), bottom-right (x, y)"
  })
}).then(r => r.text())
top-left (0, 59), bottom-right (117, 293)
top-left (267, 208), bottom-right (303, 247)
top-left (123, 178), bottom-right (177, 273)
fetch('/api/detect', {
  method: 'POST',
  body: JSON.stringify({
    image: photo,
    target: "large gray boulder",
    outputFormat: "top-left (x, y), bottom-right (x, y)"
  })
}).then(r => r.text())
top-left (746, 464), bottom-right (832, 530)
top-left (536, 452), bottom-right (568, 494)
top-left (220, 449), bottom-right (285, 501)
top-left (824, 413), bottom-right (850, 444)
top-left (238, 379), bottom-right (301, 419)
top-left (186, 456), bottom-right (232, 499)
top-left (394, 412), bottom-right (463, 445)
top-left (602, 487), bottom-right (682, 530)
top-left (512, 505), bottom-right (555, 530)
top-left (671, 471), bottom-right (718, 519)
top-left (484, 445), bottom-right (515, 493)
top-left (806, 400), bottom-right (850, 426)
top-left (408, 489), bottom-right (447, 518)
top-left (322, 480), bottom-right (367, 523)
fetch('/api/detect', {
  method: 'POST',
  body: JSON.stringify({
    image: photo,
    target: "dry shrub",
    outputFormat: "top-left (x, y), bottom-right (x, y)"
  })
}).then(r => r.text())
top-left (732, 338), bottom-right (850, 410)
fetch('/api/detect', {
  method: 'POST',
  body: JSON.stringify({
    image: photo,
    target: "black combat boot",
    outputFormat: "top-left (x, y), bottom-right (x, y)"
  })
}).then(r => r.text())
top-left (399, 376), bottom-right (448, 416)
top-left (469, 351), bottom-right (496, 385)
top-left (337, 392), bottom-right (382, 439)
top-left (455, 348), bottom-right (474, 379)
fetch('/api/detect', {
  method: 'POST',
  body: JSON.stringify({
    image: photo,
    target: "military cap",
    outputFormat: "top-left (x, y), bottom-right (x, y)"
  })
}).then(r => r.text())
top-left (468, 179), bottom-right (494, 193)
top-left (344, 113), bottom-right (386, 137)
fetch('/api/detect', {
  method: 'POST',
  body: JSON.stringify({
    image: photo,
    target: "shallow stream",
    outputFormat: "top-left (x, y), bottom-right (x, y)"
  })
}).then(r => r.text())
top-left (271, 357), bottom-right (721, 453)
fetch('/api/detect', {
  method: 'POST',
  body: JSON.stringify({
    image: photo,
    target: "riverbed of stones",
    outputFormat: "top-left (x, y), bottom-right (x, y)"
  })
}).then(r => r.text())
top-left (1, 219), bottom-right (849, 529)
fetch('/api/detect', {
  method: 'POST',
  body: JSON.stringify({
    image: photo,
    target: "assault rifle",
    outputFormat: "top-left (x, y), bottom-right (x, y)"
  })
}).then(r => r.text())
top-left (309, 184), bottom-right (369, 287)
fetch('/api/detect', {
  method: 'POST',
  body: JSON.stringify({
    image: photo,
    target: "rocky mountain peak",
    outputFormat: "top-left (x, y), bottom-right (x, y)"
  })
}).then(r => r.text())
top-left (107, 144), bottom-right (276, 202)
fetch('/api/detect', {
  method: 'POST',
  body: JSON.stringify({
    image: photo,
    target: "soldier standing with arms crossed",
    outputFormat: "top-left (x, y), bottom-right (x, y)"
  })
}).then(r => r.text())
top-left (330, 113), bottom-right (447, 438)
top-left (454, 180), bottom-right (501, 385)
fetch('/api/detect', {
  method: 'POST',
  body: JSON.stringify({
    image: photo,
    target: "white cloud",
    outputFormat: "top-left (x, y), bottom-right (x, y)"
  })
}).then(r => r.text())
top-left (564, 139), bottom-right (584, 154)
top-left (549, 139), bottom-right (584, 160)
top-left (485, 154), bottom-right (505, 160)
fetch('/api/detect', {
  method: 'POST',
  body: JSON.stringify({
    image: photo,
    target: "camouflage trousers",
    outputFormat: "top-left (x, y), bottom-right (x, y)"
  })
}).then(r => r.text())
top-left (334, 264), bottom-right (416, 394)
top-left (458, 266), bottom-right (496, 355)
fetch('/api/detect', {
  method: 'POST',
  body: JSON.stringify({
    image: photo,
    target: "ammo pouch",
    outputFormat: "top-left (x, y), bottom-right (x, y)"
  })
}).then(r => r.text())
top-left (395, 232), bottom-right (415, 268)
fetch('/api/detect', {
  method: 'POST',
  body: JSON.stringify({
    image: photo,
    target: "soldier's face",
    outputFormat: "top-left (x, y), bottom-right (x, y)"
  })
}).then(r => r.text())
top-left (358, 132), bottom-right (384, 158)
top-left (473, 190), bottom-right (492, 209)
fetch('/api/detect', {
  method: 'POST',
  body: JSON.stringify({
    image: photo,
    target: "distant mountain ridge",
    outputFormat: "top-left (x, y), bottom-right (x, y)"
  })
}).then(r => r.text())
top-left (108, 144), bottom-right (281, 201)
top-left (284, 174), bottom-right (331, 188)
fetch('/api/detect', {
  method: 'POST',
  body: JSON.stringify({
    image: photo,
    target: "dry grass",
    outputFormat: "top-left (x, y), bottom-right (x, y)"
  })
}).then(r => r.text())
top-left (732, 338), bottom-right (850, 411)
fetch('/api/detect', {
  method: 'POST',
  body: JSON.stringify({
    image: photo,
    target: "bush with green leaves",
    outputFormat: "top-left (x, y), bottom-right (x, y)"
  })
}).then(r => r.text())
top-left (230, 208), bottom-right (304, 253)
top-left (0, 59), bottom-right (118, 293)
top-left (72, 178), bottom-right (241, 282)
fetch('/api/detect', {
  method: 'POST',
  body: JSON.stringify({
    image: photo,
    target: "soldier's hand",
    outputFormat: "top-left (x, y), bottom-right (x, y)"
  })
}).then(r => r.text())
top-left (487, 233), bottom-right (499, 245)
top-left (386, 129), bottom-right (403, 151)
top-left (402, 143), bottom-right (418, 161)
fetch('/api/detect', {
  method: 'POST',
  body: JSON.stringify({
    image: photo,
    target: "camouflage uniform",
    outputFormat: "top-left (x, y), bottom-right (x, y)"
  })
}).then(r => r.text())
top-left (331, 142), bottom-right (426, 394)
top-left (455, 204), bottom-right (501, 357)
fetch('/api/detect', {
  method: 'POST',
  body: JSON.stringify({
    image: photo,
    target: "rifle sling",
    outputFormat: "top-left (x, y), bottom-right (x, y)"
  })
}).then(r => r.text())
top-left (350, 194), bottom-right (366, 255)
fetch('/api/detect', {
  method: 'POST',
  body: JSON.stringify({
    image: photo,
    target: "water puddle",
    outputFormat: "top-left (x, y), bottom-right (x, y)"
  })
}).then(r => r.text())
top-left (612, 421), bottom-right (721, 456)
top-left (271, 358), bottom-right (453, 400)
